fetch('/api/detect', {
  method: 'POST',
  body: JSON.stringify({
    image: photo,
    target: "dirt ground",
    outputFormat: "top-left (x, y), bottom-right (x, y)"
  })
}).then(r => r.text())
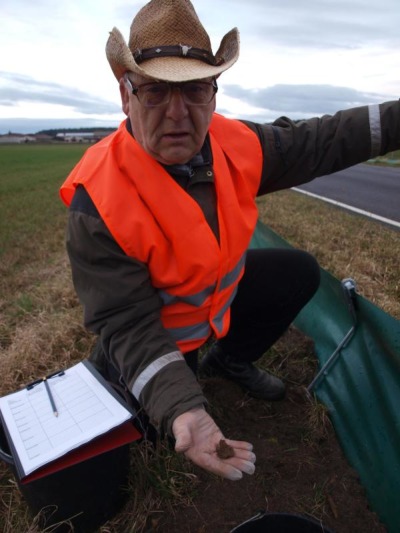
top-left (150, 327), bottom-right (386, 533)
top-left (0, 327), bottom-right (387, 532)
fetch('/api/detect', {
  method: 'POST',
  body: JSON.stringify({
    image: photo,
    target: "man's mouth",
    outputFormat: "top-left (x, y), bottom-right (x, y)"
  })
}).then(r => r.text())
top-left (164, 131), bottom-right (189, 140)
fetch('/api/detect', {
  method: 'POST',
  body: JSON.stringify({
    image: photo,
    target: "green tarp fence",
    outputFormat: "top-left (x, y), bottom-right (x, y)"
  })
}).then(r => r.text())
top-left (250, 221), bottom-right (400, 533)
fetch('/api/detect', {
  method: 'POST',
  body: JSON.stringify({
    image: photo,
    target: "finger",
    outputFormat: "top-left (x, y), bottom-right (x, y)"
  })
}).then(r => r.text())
top-left (174, 427), bottom-right (193, 453)
top-left (184, 449), bottom-right (244, 481)
top-left (223, 457), bottom-right (256, 476)
top-left (227, 448), bottom-right (256, 464)
top-left (221, 467), bottom-right (244, 481)
top-left (198, 450), bottom-right (255, 479)
top-left (207, 460), bottom-right (244, 481)
top-left (210, 456), bottom-right (255, 478)
top-left (224, 438), bottom-right (254, 452)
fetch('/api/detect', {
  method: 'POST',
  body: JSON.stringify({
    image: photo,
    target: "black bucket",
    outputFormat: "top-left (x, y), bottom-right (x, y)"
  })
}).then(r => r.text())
top-left (231, 511), bottom-right (335, 532)
top-left (0, 421), bottom-right (131, 532)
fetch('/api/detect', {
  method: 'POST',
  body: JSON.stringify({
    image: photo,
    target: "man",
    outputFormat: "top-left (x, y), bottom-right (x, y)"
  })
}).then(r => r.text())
top-left (60, 0), bottom-right (400, 481)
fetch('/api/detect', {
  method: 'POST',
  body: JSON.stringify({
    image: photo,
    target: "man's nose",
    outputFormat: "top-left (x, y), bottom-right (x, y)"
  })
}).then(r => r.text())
top-left (165, 87), bottom-right (189, 119)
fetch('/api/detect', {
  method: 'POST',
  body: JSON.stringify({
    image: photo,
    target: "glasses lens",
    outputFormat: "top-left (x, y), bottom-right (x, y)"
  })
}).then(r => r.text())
top-left (182, 82), bottom-right (215, 105)
top-left (138, 83), bottom-right (170, 107)
top-left (136, 81), bottom-right (216, 107)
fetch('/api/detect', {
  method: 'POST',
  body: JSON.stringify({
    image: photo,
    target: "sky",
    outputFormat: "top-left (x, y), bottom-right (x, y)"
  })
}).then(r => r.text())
top-left (1, 0), bottom-right (399, 134)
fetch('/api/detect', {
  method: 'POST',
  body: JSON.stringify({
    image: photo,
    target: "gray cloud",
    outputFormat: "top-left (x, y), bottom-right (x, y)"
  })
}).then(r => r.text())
top-left (202, 0), bottom-right (400, 50)
top-left (0, 72), bottom-right (121, 115)
top-left (249, 18), bottom-right (399, 50)
top-left (221, 83), bottom-right (392, 116)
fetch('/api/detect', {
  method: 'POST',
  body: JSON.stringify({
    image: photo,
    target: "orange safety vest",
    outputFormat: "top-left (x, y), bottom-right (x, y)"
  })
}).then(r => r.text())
top-left (60, 113), bottom-right (263, 352)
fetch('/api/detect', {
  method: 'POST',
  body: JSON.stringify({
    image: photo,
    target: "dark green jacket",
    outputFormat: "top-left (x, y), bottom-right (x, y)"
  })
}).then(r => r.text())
top-left (65, 101), bottom-right (400, 435)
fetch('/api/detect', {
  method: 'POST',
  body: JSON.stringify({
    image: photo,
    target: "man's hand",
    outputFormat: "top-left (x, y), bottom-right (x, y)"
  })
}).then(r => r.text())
top-left (172, 407), bottom-right (256, 480)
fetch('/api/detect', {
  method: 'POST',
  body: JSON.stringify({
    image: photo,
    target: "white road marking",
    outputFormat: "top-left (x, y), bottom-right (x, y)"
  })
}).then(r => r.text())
top-left (292, 188), bottom-right (400, 230)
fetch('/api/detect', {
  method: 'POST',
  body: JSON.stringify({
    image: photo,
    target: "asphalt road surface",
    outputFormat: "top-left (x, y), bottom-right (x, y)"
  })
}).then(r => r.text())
top-left (295, 163), bottom-right (400, 226)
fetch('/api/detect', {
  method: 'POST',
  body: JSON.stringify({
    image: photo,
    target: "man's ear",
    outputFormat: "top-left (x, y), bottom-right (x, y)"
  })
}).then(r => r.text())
top-left (119, 78), bottom-right (130, 115)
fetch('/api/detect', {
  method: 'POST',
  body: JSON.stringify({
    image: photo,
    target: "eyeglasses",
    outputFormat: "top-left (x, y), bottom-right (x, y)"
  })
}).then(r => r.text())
top-left (124, 75), bottom-right (218, 107)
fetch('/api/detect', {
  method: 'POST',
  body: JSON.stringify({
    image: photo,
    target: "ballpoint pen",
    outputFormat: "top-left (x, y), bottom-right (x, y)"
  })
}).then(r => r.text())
top-left (43, 376), bottom-right (58, 417)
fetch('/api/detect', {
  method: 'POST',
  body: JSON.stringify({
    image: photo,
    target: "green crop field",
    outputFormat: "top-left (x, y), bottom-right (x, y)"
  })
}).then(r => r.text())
top-left (0, 144), bottom-right (87, 257)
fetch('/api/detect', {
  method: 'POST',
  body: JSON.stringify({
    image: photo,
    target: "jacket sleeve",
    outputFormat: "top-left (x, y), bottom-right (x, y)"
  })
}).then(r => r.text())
top-left (66, 186), bottom-right (206, 436)
top-left (242, 100), bottom-right (400, 194)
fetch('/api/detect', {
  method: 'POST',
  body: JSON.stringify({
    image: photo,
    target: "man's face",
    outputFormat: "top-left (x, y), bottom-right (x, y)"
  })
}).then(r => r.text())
top-left (119, 73), bottom-right (216, 165)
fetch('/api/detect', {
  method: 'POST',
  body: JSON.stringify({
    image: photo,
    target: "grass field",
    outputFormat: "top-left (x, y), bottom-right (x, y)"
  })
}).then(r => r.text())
top-left (0, 144), bottom-right (398, 532)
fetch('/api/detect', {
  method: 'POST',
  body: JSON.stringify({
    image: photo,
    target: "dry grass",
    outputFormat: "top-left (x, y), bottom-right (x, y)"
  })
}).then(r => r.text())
top-left (257, 188), bottom-right (400, 319)
top-left (102, 441), bottom-right (199, 533)
top-left (0, 253), bottom-right (93, 397)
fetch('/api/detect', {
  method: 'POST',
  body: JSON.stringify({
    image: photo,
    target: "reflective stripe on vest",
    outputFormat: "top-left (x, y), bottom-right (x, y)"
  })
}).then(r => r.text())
top-left (166, 322), bottom-right (212, 344)
top-left (159, 253), bottom-right (246, 308)
top-left (159, 283), bottom-right (215, 307)
top-left (368, 104), bottom-right (382, 158)
top-left (212, 284), bottom-right (239, 335)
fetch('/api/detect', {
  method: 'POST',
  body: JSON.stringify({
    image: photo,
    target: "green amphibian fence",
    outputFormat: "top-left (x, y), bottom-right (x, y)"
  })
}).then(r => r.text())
top-left (251, 221), bottom-right (400, 533)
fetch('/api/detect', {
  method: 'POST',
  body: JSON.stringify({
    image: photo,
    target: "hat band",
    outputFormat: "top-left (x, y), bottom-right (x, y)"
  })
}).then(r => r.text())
top-left (133, 44), bottom-right (223, 66)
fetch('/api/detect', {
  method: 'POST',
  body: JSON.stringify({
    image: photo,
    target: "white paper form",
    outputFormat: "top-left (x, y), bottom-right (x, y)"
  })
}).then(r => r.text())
top-left (0, 362), bottom-right (132, 476)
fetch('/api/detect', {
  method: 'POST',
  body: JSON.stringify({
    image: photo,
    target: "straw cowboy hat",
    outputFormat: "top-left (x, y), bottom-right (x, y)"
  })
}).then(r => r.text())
top-left (106, 0), bottom-right (240, 82)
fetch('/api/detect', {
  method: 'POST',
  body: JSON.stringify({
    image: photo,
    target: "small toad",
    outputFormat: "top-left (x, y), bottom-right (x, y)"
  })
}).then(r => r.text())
top-left (216, 439), bottom-right (235, 459)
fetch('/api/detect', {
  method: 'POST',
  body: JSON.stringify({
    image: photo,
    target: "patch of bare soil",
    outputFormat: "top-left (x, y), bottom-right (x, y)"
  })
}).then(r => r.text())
top-left (154, 327), bottom-right (386, 533)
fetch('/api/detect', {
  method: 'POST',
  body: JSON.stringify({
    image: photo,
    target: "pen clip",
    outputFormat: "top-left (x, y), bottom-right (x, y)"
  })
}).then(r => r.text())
top-left (26, 370), bottom-right (65, 390)
top-left (26, 378), bottom-right (43, 391)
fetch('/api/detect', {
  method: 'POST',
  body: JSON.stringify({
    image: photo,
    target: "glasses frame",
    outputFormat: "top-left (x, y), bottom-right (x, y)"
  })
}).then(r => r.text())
top-left (124, 75), bottom-right (218, 107)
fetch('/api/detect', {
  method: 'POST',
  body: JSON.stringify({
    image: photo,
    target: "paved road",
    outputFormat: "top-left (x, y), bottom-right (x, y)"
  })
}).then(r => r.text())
top-left (295, 164), bottom-right (400, 225)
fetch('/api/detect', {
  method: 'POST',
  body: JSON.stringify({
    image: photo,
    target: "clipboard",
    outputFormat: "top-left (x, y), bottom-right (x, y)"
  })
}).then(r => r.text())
top-left (0, 360), bottom-right (142, 483)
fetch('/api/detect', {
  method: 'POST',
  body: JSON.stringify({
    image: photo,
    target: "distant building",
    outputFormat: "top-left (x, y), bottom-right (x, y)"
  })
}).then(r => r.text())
top-left (0, 133), bottom-right (36, 144)
top-left (34, 134), bottom-right (53, 143)
top-left (56, 131), bottom-right (111, 143)
top-left (56, 132), bottom-right (94, 143)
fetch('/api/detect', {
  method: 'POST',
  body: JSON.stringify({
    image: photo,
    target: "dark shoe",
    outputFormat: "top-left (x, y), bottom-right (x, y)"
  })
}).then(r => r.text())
top-left (199, 345), bottom-right (286, 401)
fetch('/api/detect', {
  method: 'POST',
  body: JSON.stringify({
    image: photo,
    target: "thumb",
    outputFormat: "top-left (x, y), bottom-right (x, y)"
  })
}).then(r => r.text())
top-left (173, 423), bottom-right (193, 453)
